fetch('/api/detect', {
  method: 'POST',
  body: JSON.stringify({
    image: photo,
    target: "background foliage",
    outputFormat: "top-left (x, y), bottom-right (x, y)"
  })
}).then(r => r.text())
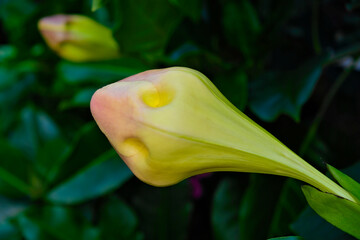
top-left (1, 0), bottom-right (360, 239)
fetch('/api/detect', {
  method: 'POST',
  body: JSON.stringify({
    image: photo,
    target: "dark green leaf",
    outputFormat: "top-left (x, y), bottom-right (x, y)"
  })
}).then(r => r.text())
top-left (0, 196), bottom-right (28, 222)
top-left (130, 181), bottom-right (192, 240)
top-left (222, 0), bottom-right (261, 62)
top-left (0, 220), bottom-right (22, 240)
top-left (9, 106), bottom-right (60, 161)
top-left (238, 175), bottom-right (283, 240)
top-left (17, 206), bottom-right (99, 240)
top-left (249, 57), bottom-right (326, 122)
top-left (47, 150), bottom-right (132, 204)
top-left (212, 178), bottom-right (242, 240)
top-left (91, 0), bottom-right (109, 11)
top-left (114, 0), bottom-right (182, 56)
top-left (0, 139), bottom-right (31, 197)
top-left (0, 66), bottom-right (35, 134)
top-left (59, 88), bottom-right (96, 110)
top-left (269, 179), bottom-right (306, 237)
top-left (302, 185), bottom-right (360, 239)
top-left (35, 138), bottom-right (69, 184)
top-left (215, 70), bottom-right (248, 111)
top-left (57, 58), bottom-right (149, 85)
top-left (49, 123), bottom-right (111, 186)
top-left (328, 165), bottom-right (360, 202)
top-left (292, 207), bottom-right (355, 240)
top-left (100, 197), bottom-right (142, 240)
top-left (169, 0), bottom-right (203, 22)
top-left (17, 213), bottom-right (53, 240)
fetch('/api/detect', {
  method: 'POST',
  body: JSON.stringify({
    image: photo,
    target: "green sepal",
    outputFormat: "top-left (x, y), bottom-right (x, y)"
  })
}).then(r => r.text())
top-left (302, 185), bottom-right (360, 239)
top-left (328, 164), bottom-right (360, 202)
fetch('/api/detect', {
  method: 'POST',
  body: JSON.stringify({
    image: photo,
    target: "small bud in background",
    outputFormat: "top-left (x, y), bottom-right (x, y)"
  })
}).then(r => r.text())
top-left (90, 67), bottom-right (355, 202)
top-left (38, 14), bottom-right (120, 62)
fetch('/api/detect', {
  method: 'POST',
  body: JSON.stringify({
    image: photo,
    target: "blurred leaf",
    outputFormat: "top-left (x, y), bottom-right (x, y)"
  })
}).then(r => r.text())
top-left (100, 197), bottom-right (143, 240)
top-left (17, 214), bottom-right (51, 240)
top-left (130, 181), bottom-right (192, 240)
top-left (47, 150), bottom-right (132, 204)
top-left (35, 138), bottom-right (69, 184)
top-left (0, 196), bottom-right (28, 222)
top-left (328, 165), bottom-right (360, 201)
top-left (0, 220), bottom-right (21, 240)
top-left (212, 178), bottom-right (242, 240)
top-left (17, 206), bottom-right (99, 240)
top-left (302, 185), bottom-right (360, 239)
top-left (238, 175), bottom-right (283, 240)
top-left (292, 207), bottom-right (355, 240)
top-left (9, 106), bottom-right (60, 161)
top-left (57, 58), bottom-right (149, 85)
top-left (0, 66), bottom-right (35, 133)
top-left (346, 0), bottom-right (360, 11)
top-left (114, 0), bottom-right (182, 56)
top-left (167, 43), bottom-right (225, 73)
top-left (49, 123), bottom-right (111, 186)
top-left (169, 0), bottom-right (203, 22)
top-left (0, 0), bottom-right (36, 46)
top-left (215, 70), bottom-right (248, 111)
top-left (59, 88), bottom-right (96, 110)
top-left (269, 179), bottom-right (306, 237)
top-left (249, 57), bottom-right (326, 122)
top-left (91, 0), bottom-right (109, 11)
top-left (222, 0), bottom-right (261, 63)
top-left (212, 175), bottom-right (283, 240)
top-left (0, 139), bottom-right (31, 197)
top-left (0, 45), bottom-right (18, 62)
top-left (268, 237), bottom-right (303, 240)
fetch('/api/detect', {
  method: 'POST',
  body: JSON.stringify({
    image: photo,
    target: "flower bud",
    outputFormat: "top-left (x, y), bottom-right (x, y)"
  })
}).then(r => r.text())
top-left (38, 14), bottom-right (119, 62)
top-left (90, 67), bottom-right (355, 202)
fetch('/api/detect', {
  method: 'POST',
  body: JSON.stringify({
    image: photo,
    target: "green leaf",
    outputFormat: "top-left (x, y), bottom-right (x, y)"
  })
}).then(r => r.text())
top-left (130, 181), bottom-right (192, 240)
top-left (35, 138), bottom-right (69, 184)
top-left (292, 207), bottom-right (354, 240)
top-left (269, 179), bottom-right (306, 237)
top-left (212, 175), bottom-right (284, 240)
top-left (0, 220), bottom-right (22, 240)
top-left (17, 206), bottom-right (99, 240)
top-left (0, 66), bottom-right (35, 134)
top-left (114, 0), bottom-right (182, 56)
top-left (9, 106), bottom-right (60, 161)
top-left (222, 0), bottom-right (261, 62)
top-left (249, 57), bottom-right (325, 122)
top-left (0, 196), bottom-right (28, 222)
top-left (91, 0), bottom-right (108, 11)
top-left (302, 185), bottom-right (360, 239)
top-left (328, 165), bottom-right (360, 202)
top-left (59, 88), bottom-right (97, 110)
top-left (57, 58), bottom-right (149, 86)
top-left (100, 197), bottom-right (142, 240)
top-left (0, 139), bottom-right (31, 197)
top-left (215, 70), bottom-right (248, 111)
top-left (47, 150), bottom-right (132, 204)
top-left (49, 123), bottom-right (111, 186)
top-left (238, 175), bottom-right (284, 239)
top-left (169, 0), bottom-right (203, 22)
top-left (212, 178), bottom-right (242, 240)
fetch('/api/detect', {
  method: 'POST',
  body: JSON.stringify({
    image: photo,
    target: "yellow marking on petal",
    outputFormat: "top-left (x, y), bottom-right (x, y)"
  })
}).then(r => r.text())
top-left (141, 82), bottom-right (174, 108)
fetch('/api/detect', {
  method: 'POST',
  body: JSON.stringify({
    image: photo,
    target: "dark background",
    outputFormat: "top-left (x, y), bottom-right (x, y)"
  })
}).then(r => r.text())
top-left (0, 0), bottom-right (359, 239)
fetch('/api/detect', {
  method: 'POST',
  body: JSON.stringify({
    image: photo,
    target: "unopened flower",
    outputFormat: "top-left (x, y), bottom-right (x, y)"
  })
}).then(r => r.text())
top-left (38, 14), bottom-right (119, 62)
top-left (90, 67), bottom-right (355, 202)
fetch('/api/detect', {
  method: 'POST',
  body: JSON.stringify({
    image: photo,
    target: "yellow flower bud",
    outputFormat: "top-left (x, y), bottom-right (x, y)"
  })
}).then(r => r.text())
top-left (38, 14), bottom-right (119, 62)
top-left (90, 67), bottom-right (355, 202)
